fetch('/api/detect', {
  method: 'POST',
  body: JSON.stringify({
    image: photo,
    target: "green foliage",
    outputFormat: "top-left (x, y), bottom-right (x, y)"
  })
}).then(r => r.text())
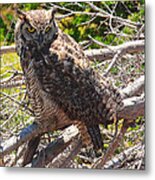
top-left (0, 1), bottom-right (145, 46)
top-left (0, 2), bottom-right (145, 168)
top-left (1, 53), bottom-right (21, 78)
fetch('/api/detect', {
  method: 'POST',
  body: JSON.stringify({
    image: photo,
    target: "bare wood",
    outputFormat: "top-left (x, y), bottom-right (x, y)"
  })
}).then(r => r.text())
top-left (50, 137), bottom-right (82, 168)
top-left (104, 50), bottom-right (122, 75)
top-left (0, 79), bottom-right (25, 89)
top-left (118, 95), bottom-right (145, 120)
top-left (0, 94), bottom-right (144, 159)
top-left (0, 45), bottom-right (16, 55)
top-left (85, 40), bottom-right (144, 61)
top-left (103, 143), bottom-right (144, 169)
top-left (86, 2), bottom-right (140, 29)
top-left (92, 120), bottom-right (129, 169)
top-left (22, 135), bottom-right (41, 166)
top-left (88, 35), bottom-right (114, 51)
top-left (30, 125), bottom-right (79, 167)
top-left (120, 75), bottom-right (144, 98)
top-left (0, 40), bottom-right (144, 63)
top-left (0, 116), bottom-right (72, 158)
top-left (0, 123), bottom-right (42, 158)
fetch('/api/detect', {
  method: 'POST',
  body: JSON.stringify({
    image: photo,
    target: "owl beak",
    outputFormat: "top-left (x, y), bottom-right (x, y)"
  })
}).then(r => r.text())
top-left (38, 33), bottom-right (43, 44)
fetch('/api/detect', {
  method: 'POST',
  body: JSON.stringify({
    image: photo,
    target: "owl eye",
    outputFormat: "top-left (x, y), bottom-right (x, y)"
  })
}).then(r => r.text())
top-left (45, 26), bottom-right (51, 33)
top-left (27, 27), bottom-right (36, 33)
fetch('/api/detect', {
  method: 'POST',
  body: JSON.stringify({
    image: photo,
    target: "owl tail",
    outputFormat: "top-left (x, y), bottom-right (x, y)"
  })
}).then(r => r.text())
top-left (87, 125), bottom-right (103, 154)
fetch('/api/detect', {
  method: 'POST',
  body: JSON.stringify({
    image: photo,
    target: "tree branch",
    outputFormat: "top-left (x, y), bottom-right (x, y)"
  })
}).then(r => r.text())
top-left (0, 40), bottom-right (144, 62)
top-left (0, 73), bottom-right (145, 159)
top-left (0, 93), bottom-right (144, 160)
top-left (103, 142), bottom-right (144, 169)
top-left (0, 79), bottom-right (25, 89)
top-left (85, 40), bottom-right (144, 61)
top-left (28, 125), bottom-right (79, 167)
top-left (49, 137), bottom-right (82, 168)
top-left (0, 123), bottom-right (42, 158)
top-left (120, 75), bottom-right (144, 98)
top-left (92, 120), bottom-right (131, 169)
top-left (118, 95), bottom-right (144, 120)
top-left (104, 50), bottom-right (122, 75)
top-left (0, 45), bottom-right (16, 55)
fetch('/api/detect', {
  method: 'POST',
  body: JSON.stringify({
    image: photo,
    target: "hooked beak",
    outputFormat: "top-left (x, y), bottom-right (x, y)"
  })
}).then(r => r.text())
top-left (38, 33), bottom-right (44, 44)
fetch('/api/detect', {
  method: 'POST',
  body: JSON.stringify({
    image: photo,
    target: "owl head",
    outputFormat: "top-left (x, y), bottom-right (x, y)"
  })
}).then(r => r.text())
top-left (15, 8), bottom-right (58, 51)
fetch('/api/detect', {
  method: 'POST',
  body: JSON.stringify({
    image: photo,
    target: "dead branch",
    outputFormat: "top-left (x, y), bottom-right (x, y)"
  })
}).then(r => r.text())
top-left (120, 75), bottom-right (144, 98)
top-left (49, 137), bottom-right (82, 168)
top-left (0, 79), bottom-right (25, 89)
top-left (27, 125), bottom-right (79, 167)
top-left (49, 2), bottom-right (141, 30)
top-left (0, 40), bottom-right (144, 63)
top-left (0, 91), bottom-right (33, 114)
top-left (86, 2), bottom-right (140, 29)
top-left (118, 94), bottom-right (144, 120)
top-left (0, 72), bottom-right (25, 89)
top-left (92, 119), bottom-right (129, 169)
top-left (103, 142), bottom-right (145, 169)
top-left (0, 94), bottom-right (144, 164)
top-left (0, 123), bottom-right (42, 158)
top-left (85, 40), bottom-right (144, 62)
top-left (104, 50), bottom-right (122, 75)
top-left (88, 35), bottom-right (114, 51)
top-left (0, 45), bottom-right (16, 55)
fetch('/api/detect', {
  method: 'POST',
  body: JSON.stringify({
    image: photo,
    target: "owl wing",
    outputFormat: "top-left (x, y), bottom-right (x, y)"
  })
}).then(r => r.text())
top-left (35, 31), bottom-right (123, 150)
top-left (37, 31), bottom-right (123, 126)
top-left (40, 53), bottom-right (124, 130)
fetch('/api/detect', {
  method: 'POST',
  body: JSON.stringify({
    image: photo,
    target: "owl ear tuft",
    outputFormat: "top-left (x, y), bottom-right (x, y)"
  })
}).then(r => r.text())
top-left (50, 7), bottom-right (57, 21)
top-left (16, 9), bottom-right (27, 20)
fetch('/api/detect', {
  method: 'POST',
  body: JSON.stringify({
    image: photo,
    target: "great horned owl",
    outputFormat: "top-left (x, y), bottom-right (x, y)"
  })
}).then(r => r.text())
top-left (15, 9), bottom-right (123, 151)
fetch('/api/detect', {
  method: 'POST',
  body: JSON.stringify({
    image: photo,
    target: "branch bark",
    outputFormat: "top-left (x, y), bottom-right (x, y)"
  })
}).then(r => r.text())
top-left (0, 45), bottom-right (16, 55)
top-left (28, 125), bottom-right (79, 167)
top-left (120, 75), bottom-right (144, 98)
top-left (0, 79), bottom-right (25, 89)
top-left (103, 142), bottom-right (144, 169)
top-left (0, 123), bottom-right (42, 158)
top-left (0, 40), bottom-right (144, 62)
top-left (85, 40), bottom-right (144, 62)
top-left (92, 119), bottom-right (129, 169)
top-left (0, 94), bottom-right (144, 160)
top-left (0, 73), bottom-right (145, 159)
top-left (49, 137), bottom-right (82, 168)
top-left (118, 95), bottom-right (144, 120)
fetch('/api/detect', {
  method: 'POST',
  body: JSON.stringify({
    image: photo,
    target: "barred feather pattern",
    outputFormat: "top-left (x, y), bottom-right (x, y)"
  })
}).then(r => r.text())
top-left (15, 9), bottom-right (123, 151)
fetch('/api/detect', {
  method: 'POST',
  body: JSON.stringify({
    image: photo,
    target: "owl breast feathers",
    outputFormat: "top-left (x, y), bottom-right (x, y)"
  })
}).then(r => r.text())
top-left (15, 9), bottom-right (123, 151)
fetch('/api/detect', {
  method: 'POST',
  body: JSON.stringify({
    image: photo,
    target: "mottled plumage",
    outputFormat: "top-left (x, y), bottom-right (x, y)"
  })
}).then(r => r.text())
top-left (15, 9), bottom-right (123, 151)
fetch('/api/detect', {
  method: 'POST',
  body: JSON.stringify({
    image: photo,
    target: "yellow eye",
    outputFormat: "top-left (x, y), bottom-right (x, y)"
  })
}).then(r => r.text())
top-left (27, 27), bottom-right (35, 33)
top-left (45, 26), bottom-right (51, 33)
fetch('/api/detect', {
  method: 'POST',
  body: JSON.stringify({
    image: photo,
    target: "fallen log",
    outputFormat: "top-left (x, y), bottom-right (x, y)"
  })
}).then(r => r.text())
top-left (0, 95), bottom-right (144, 159)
